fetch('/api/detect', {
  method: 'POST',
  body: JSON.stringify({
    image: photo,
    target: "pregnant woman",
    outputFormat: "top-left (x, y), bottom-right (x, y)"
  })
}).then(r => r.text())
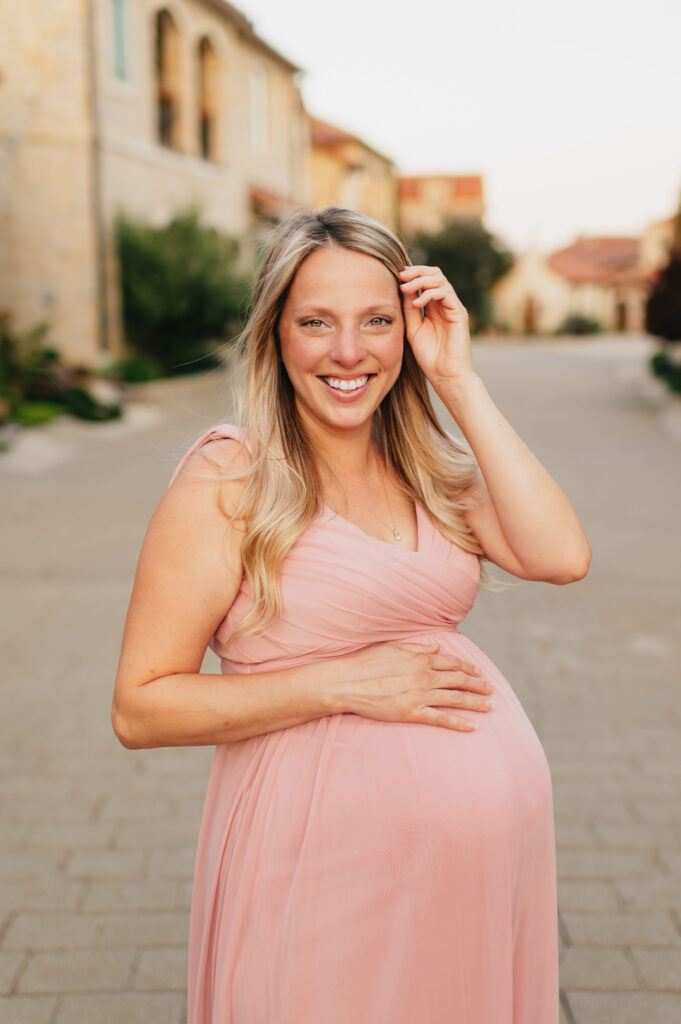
top-left (112, 206), bottom-right (591, 1023)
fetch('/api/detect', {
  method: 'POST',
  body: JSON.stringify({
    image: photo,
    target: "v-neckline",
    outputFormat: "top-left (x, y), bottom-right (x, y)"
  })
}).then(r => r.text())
top-left (321, 500), bottom-right (423, 554)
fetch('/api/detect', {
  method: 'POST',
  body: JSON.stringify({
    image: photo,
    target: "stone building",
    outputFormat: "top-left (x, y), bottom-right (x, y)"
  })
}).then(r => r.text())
top-left (398, 174), bottom-right (484, 237)
top-left (491, 232), bottom-right (666, 335)
top-left (0, 0), bottom-right (310, 366)
top-left (308, 117), bottom-right (398, 231)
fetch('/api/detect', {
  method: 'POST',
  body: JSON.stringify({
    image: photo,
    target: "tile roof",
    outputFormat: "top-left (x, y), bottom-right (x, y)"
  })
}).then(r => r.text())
top-left (308, 117), bottom-right (394, 165)
top-left (547, 236), bottom-right (642, 285)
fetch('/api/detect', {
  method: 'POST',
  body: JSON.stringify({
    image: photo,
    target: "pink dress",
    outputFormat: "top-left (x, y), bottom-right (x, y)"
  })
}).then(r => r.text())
top-left (169, 423), bottom-right (559, 1024)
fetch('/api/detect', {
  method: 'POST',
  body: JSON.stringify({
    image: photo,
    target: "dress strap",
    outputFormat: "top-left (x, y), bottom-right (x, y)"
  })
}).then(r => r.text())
top-left (167, 422), bottom-right (249, 490)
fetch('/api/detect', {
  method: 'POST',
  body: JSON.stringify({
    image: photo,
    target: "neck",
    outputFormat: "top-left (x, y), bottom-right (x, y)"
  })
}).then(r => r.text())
top-left (297, 409), bottom-right (379, 480)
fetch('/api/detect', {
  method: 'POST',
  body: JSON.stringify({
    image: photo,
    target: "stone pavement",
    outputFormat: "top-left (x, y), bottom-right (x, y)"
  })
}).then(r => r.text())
top-left (1, 337), bottom-right (679, 1023)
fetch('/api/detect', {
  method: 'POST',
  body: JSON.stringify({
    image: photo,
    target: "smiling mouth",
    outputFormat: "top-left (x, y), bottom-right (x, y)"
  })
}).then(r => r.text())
top-left (319, 374), bottom-right (376, 392)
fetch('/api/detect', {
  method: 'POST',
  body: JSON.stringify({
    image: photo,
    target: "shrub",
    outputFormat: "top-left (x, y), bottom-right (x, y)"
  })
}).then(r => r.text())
top-left (0, 315), bottom-right (122, 424)
top-left (555, 314), bottom-right (602, 336)
top-left (115, 207), bottom-right (250, 374)
top-left (408, 219), bottom-right (514, 332)
top-left (646, 250), bottom-right (681, 342)
top-left (650, 350), bottom-right (681, 394)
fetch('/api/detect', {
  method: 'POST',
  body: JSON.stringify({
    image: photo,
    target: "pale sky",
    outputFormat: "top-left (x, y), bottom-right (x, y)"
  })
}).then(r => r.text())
top-left (242, 0), bottom-right (681, 253)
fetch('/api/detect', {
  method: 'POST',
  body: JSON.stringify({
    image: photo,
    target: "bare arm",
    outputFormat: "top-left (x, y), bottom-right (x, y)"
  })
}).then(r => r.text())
top-left (112, 440), bottom-right (495, 750)
top-left (442, 373), bottom-right (592, 584)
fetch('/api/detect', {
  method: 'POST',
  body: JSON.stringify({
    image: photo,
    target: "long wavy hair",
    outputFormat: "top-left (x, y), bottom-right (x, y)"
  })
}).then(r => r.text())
top-left (194, 207), bottom-right (498, 643)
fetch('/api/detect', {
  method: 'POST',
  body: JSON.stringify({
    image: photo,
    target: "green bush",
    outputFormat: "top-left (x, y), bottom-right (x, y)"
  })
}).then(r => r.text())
top-left (650, 349), bottom-right (681, 393)
top-left (13, 401), bottom-right (64, 425)
top-left (0, 316), bottom-right (123, 424)
top-left (104, 353), bottom-right (165, 383)
top-left (115, 207), bottom-right (250, 374)
top-left (408, 219), bottom-right (514, 332)
top-left (556, 314), bottom-right (602, 336)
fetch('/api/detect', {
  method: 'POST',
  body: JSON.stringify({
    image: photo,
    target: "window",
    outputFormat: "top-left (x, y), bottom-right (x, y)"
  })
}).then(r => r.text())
top-left (250, 68), bottom-right (269, 154)
top-left (155, 9), bottom-right (181, 150)
top-left (111, 0), bottom-right (128, 80)
top-left (198, 37), bottom-right (218, 161)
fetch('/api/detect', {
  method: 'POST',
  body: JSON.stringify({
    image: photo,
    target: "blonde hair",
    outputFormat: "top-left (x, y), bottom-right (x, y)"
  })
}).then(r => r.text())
top-left (194, 207), bottom-right (503, 643)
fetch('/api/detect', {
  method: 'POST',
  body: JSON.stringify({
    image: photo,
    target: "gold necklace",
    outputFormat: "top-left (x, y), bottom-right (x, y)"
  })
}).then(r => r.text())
top-left (327, 455), bottom-right (402, 543)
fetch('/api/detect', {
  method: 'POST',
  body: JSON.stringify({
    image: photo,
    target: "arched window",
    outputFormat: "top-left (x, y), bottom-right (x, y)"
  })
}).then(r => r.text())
top-left (155, 9), bottom-right (181, 149)
top-left (198, 37), bottom-right (218, 161)
top-left (250, 67), bottom-right (269, 154)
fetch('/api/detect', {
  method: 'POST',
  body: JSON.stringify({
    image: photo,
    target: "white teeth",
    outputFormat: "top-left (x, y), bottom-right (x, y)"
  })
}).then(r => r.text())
top-left (323, 375), bottom-right (369, 392)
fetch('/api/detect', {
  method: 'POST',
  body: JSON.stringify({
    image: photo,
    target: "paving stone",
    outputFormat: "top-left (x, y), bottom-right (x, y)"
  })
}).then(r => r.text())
top-left (65, 849), bottom-right (146, 881)
top-left (0, 951), bottom-right (26, 995)
top-left (631, 946), bottom-right (681, 990)
top-left (0, 995), bottom-right (57, 1023)
top-left (559, 946), bottom-right (639, 989)
top-left (134, 947), bottom-right (188, 991)
top-left (82, 879), bottom-right (181, 912)
top-left (557, 879), bottom-right (620, 912)
top-left (17, 949), bottom-right (134, 994)
top-left (28, 822), bottom-right (115, 850)
top-left (615, 876), bottom-right (681, 912)
top-left (566, 991), bottom-right (681, 1023)
top-left (0, 880), bottom-right (83, 913)
top-left (2, 912), bottom-right (189, 951)
top-left (556, 848), bottom-right (657, 880)
top-left (562, 910), bottom-right (681, 946)
top-left (53, 992), bottom-right (185, 1024)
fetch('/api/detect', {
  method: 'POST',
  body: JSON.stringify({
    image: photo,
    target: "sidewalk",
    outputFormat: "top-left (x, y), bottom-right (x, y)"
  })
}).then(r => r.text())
top-left (1, 339), bottom-right (680, 1023)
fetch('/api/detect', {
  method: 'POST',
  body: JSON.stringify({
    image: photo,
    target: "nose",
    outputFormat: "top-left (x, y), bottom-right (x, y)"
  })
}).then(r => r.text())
top-left (328, 325), bottom-right (368, 368)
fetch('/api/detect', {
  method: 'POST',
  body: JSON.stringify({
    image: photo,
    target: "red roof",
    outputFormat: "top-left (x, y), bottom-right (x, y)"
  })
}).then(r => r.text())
top-left (308, 117), bottom-right (394, 165)
top-left (398, 175), bottom-right (483, 201)
top-left (547, 236), bottom-right (641, 285)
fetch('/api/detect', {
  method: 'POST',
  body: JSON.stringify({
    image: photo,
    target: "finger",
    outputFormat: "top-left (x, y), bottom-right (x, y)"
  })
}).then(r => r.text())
top-left (399, 274), bottom-right (448, 293)
top-left (411, 286), bottom-right (450, 308)
top-left (436, 669), bottom-right (493, 693)
top-left (398, 265), bottom-right (440, 279)
top-left (430, 689), bottom-right (495, 713)
top-left (401, 287), bottom-right (424, 340)
top-left (422, 708), bottom-right (477, 732)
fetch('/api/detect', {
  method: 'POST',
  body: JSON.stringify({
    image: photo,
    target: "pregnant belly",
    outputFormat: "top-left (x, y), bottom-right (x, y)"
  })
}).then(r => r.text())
top-left (204, 632), bottom-right (553, 903)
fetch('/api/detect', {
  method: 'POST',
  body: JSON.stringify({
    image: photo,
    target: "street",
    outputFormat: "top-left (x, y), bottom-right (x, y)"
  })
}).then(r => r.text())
top-left (1, 336), bottom-right (680, 1023)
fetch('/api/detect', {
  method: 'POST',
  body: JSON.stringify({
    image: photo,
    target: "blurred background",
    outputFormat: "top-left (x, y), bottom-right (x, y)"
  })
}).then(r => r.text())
top-left (1, 2), bottom-right (680, 1022)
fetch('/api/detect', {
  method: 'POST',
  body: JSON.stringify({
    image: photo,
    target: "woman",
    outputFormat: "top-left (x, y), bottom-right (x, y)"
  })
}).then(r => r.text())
top-left (112, 206), bottom-right (591, 1023)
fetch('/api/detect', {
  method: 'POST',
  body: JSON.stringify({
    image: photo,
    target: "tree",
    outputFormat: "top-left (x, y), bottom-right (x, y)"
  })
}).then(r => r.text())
top-left (645, 241), bottom-right (681, 343)
top-left (115, 207), bottom-right (250, 373)
top-left (409, 219), bottom-right (514, 331)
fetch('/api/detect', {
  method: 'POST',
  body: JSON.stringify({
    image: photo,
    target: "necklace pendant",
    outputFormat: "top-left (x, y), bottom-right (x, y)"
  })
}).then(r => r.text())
top-left (393, 529), bottom-right (401, 541)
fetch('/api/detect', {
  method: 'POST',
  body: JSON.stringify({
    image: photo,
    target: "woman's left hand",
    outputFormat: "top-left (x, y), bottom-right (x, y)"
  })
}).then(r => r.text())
top-left (398, 265), bottom-right (474, 388)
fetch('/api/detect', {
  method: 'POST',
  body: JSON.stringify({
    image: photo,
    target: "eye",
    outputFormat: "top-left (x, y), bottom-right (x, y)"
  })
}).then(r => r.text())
top-left (301, 318), bottom-right (325, 328)
top-left (368, 316), bottom-right (393, 326)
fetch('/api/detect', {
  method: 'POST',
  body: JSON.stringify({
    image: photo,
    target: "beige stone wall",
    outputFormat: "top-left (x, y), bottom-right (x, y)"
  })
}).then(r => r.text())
top-left (0, 0), bottom-right (101, 364)
top-left (492, 252), bottom-right (646, 334)
top-left (1, 0), bottom-right (310, 366)
top-left (309, 140), bottom-right (397, 230)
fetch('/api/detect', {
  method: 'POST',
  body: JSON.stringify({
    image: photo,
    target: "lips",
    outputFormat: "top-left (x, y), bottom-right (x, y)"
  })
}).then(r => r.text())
top-left (318, 373), bottom-right (376, 398)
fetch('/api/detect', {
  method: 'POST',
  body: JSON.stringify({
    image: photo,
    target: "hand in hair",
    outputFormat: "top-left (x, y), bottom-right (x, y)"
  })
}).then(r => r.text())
top-left (398, 265), bottom-right (474, 388)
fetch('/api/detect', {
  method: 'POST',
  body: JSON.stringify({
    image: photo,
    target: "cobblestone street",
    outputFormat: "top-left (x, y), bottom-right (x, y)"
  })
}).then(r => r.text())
top-left (1, 337), bottom-right (679, 1023)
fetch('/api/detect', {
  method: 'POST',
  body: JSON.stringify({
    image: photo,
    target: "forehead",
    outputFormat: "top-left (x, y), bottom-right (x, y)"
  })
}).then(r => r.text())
top-left (286, 246), bottom-right (398, 305)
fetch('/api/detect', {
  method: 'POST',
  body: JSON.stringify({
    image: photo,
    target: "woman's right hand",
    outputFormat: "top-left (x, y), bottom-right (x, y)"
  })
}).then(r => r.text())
top-left (327, 640), bottom-right (495, 732)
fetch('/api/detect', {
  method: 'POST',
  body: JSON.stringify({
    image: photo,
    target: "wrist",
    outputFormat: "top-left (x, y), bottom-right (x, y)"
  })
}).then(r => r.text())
top-left (434, 370), bottom-right (486, 411)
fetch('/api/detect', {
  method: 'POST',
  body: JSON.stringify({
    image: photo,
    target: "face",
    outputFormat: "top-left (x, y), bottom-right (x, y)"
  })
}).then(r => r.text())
top-left (277, 245), bottom-right (404, 437)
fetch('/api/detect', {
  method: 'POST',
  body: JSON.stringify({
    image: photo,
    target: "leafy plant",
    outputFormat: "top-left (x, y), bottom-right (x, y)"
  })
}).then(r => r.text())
top-left (115, 207), bottom-right (250, 373)
top-left (556, 314), bottom-right (602, 336)
top-left (408, 219), bottom-right (514, 332)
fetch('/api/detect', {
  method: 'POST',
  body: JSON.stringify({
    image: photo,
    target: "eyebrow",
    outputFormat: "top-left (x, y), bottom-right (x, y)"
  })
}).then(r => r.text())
top-left (291, 303), bottom-right (401, 317)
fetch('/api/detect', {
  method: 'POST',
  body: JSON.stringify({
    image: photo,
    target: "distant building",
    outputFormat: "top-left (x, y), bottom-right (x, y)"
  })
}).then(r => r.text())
top-left (308, 117), bottom-right (398, 230)
top-left (0, 0), bottom-right (310, 366)
top-left (398, 174), bottom-right (484, 237)
top-left (492, 233), bottom-right (662, 335)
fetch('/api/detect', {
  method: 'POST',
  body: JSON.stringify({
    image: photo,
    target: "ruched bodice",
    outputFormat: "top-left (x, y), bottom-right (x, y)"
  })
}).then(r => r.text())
top-left (169, 424), bottom-right (559, 1024)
